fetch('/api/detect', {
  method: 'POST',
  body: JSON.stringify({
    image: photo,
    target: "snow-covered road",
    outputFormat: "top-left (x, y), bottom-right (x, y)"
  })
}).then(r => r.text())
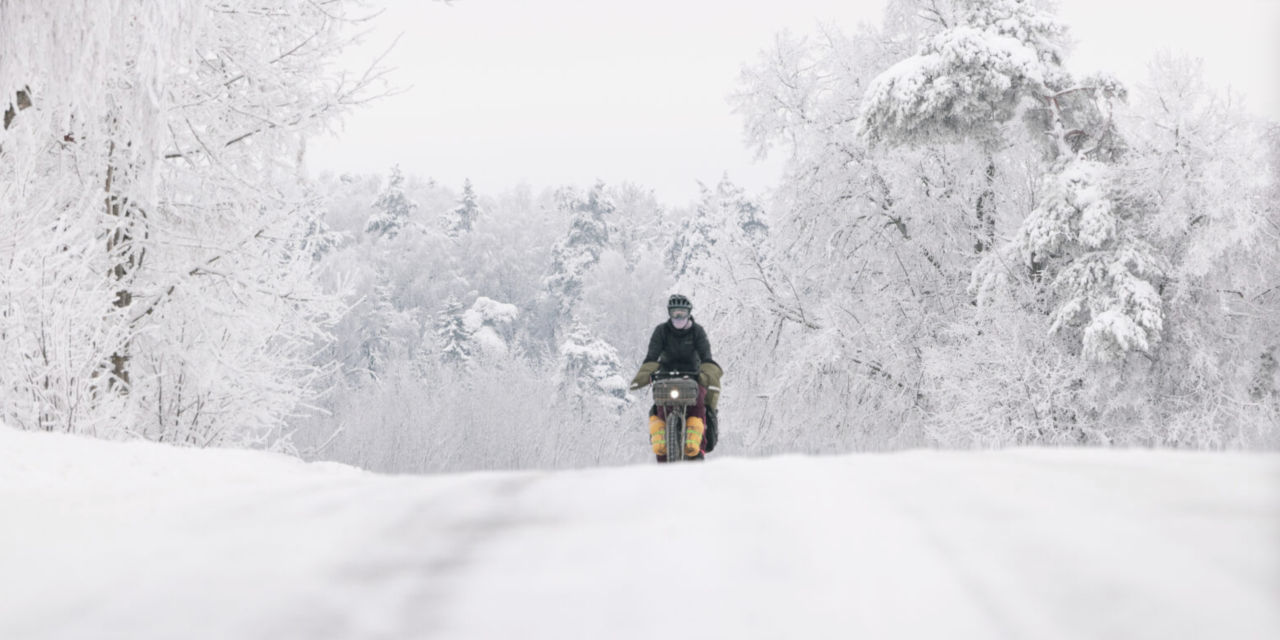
top-left (1, 427), bottom-right (1277, 640)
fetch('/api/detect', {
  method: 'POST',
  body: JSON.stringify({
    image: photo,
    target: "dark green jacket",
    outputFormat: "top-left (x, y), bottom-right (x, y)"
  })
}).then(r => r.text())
top-left (645, 319), bottom-right (711, 373)
top-left (629, 319), bottom-right (715, 391)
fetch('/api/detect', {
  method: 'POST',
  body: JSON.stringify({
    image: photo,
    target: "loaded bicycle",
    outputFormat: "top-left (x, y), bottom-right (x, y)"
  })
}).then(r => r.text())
top-left (651, 371), bottom-right (702, 463)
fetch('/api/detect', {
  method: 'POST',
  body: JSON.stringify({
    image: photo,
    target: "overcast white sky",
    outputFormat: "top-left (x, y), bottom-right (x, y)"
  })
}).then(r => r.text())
top-left (307, 0), bottom-right (1280, 204)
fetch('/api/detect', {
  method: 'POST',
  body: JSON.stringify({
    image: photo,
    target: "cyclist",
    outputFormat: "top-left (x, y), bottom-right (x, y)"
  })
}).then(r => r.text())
top-left (628, 294), bottom-right (721, 462)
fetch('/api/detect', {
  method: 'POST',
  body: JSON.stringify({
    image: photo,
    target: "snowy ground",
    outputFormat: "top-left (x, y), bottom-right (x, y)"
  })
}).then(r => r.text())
top-left (1, 426), bottom-right (1278, 640)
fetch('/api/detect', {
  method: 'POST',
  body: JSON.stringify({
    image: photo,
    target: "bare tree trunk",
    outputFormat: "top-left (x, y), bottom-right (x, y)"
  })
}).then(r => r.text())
top-left (974, 154), bottom-right (997, 253)
top-left (105, 141), bottom-right (136, 391)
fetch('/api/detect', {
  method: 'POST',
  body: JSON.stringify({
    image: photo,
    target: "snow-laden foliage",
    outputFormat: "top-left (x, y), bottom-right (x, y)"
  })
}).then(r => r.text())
top-left (431, 295), bottom-right (517, 365)
top-left (443, 178), bottom-right (482, 237)
top-left (0, 1), bottom-right (383, 446)
top-left (720, 178), bottom-right (770, 250)
top-left (545, 182), bottom-right (614, 318)
top-left (920, 297), bottom-right (1093, 445)
top-left (725, 0), bottom-right (1278, 449)
top-left (977, 157), bottom-right (1167, 361)
top-left (1108, 54), bottom-right (1280, 443)
top-left (667, 175), bottom-right (770, 280)
top-left (860, 0), bottom-right (1164, 363)
top-left (365, 166), bottom-right (418, 239)
top-left (13, 1), bottom-right (1274, 465)
top-left (297, 354), bottom-right (653, 473)
top-left (558, 322), bottom-right (628, 412)
top-left (576, 249), bottom-right (672, 365)
top-left (724, 16), bottom-right (1000, 451)
top-left (295, 2), bottom-right (1276, 464)
top-left (289, 171), bottom-right (674, 472)
top-left (462, 296), bottom-right (519, 357)
top-left (665, 184), bottom-right (721, 279)
top-left (858, 0), bottom-right (1067, 146)
top-left (300, 212), bottom-right (343, 262)
top-left (436, 295), bottom-right (471, 365)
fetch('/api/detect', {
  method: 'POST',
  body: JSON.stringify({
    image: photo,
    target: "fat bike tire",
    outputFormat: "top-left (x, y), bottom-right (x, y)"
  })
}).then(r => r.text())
top-left (666, 411), bottom-right (685, 462)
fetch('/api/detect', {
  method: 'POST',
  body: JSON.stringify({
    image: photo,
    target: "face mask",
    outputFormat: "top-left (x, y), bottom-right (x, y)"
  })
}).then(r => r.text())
top-left (672, 317), bottom-right (691, 330)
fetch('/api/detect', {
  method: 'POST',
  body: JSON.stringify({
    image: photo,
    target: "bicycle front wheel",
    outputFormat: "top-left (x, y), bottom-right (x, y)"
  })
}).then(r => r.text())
top-left (665, 411), bottom-right (685, 462)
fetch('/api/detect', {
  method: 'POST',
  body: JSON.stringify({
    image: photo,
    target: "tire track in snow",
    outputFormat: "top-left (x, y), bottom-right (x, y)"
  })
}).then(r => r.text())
top-left (322, 473), bottom-right (556, 639)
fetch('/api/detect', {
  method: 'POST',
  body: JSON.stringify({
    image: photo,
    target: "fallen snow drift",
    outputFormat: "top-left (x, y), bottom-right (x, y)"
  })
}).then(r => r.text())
top-left (1, 426), bottom-right (1277, 640)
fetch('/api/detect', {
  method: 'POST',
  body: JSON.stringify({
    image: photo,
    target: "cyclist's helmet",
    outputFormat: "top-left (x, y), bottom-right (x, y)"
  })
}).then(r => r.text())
top-left (667, 294), bottom-right (692, 314)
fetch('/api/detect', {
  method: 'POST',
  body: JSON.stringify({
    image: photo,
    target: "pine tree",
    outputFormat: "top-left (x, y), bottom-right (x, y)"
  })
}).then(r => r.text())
top-left (857, 0), bottom-right (1070, 148)
top-left (300, 212), bottom-right (341, 262)
top-left (666, 182), bottom-right (722, 278)
top-left (545, 181), bottom-right (614, 316)
top-left (359, 289), bottom-right (395, 379)
top-left (667, 175), bottom-right (765, 282)
top-left (717, 175), bottom-right (769, 250)
top-left (436, 295), bottom-right (471, 365)
top-left (365, 165), bottom-right (418, 240)
top-left (994, 157), bottom-right (1166, 361)
top-left (443, 178), bottom-right (481, 237)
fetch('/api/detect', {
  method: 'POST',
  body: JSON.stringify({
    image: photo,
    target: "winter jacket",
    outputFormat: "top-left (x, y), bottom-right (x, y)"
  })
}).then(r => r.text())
top-left (628, 319), bottom-right (714, 390)
top-left (648, 318), bottom-right (711, 373)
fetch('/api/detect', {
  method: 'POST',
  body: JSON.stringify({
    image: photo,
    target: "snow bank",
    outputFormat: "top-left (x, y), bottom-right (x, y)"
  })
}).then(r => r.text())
top-left (0, 425), bottom-right (362, 489)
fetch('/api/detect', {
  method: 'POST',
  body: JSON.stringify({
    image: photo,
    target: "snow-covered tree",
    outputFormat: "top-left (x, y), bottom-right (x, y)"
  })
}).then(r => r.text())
top-left (718, 176), bottom-right (770, 250)
top-left (356, 285), bottom-right (395, 379)
top-left (301, 212), bottom-right (342, 262)
top-left (728, 20), bottom-right (985, 451)
top-left (983, 157), bottom-right (1167, 361)
top-left (545, 182), bottom-right (613, 316)
top-left (666, 183), bottom-right (723, 279)
top-left (853, 0), bottom-right (1164, 361)
top-left (0, 0), bottom-right (384, 445)
top-left (365, 166), bottom-right (418, 240)
top-left (443, 178), bottom-right (481, 237)
top-left (436, 295), bottom-right (471, 365)
top-left (605, 182), bottom-right (667, 270)
top-left (433, 295), bottom-right (519, 365)
top-left (461, 296), bottom-right (519, 358)
top-left (559, 321), bottom-right (627, 412)
top-left (857, 0), bottom-right (1069, 147)
top-left (1113, 54), bottom-right (1280, 441)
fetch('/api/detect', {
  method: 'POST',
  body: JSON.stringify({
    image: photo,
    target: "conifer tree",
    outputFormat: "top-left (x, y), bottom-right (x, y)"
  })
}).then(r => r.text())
top-left (359, 288), bottom-right (396, 379)
top-left (443, 178), bottom-right (481, 237)
top-left (301, 213), bottom-right (341, 262)
top-left (436, 295), bottom-right (471, 365)
top-left (545, 181), bottom-right (614, 316)
top-left (365, 165), bottom-right (418, 240)
top-left (666, 182), bottom-right (722, 279)
top-left (717, 175), bottom-right (769, 250)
